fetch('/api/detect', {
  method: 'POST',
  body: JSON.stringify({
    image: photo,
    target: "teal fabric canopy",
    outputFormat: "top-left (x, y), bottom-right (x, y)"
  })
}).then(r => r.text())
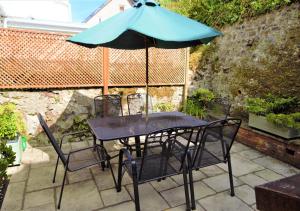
top-left (68, 0), bottom-right (221, 49)
top-left (68, 0), bottom-right (221, 117)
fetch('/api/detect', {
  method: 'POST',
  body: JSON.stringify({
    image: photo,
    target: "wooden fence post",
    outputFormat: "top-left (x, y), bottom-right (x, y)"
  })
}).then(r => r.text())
top-left (103, 47), bottom-right (109, 95)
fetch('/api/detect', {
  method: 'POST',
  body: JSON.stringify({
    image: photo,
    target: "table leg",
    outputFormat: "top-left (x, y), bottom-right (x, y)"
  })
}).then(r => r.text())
top-left (93, 134), bottom-right (106, 170)
top-left (135, 136), bottom-right (142, 157)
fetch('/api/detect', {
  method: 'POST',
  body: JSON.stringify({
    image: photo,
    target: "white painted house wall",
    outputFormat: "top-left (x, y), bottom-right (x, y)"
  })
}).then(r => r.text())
top-left (85, 0), bottom-right (133, 26)
top-left (0, 0), bottom-right (71, 22)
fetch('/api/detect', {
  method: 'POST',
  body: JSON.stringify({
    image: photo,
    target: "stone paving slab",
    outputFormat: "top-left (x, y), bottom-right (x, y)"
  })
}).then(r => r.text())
top-left (234, 185), bottom-right (256, 205)
top-left (24, 189), bottom-right (54, 209)
top-left (55, 180), bottom-right (103, 211)
top-left (8, 165), bottom-right (29, 183)
top-left (236, 149), bottom-right (264, 160)
top-left (26, 165), bottom-right (65, 192)
top-left (254, 169), bottom-right (284, 182)
top-left (126, 183), bottom-right (170, 211)
top-left (22, 203), bottom-right (55, 211)
top-left (218, 154), bottom-right (265, 176)
top-left (253, 156), bottom-right (300, 177)
top-left (238, 174), bottom-right (268, 188)
top-left (198, 191), bottom-right (253, 211)
top-left (99, 201), bottom-right (135, 211)
top-left (161, 181), bottom-right (215, 207)
top-left (202, 173), bottom-right (243, 192)
top-left (199, 165), bottom-right (225, 177)
top-left (100, 188), bottom-right (131, 207)
top-left (2, 142), bottom-right (299, 211)
top-left (150, 178), bottom-right (178, 192)
top-left (1, 181), bottom-right (25, 211)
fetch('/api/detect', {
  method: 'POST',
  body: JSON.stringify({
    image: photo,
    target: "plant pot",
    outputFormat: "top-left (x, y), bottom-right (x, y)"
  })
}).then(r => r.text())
top-left (6, 136), bottom-right (22, 166)
top-left (248, 113), bottom-right (300, 139)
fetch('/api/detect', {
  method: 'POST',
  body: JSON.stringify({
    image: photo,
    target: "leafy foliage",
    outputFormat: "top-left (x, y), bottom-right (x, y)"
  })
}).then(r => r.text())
top-left (161, 0), bottom-right (296, 28)
top-left (154, 102), bottom-right (175, 112)
top-left (246, 95), bottom-right (300, 129)
top-left (0, 103), bottom-right (26, 140)
top-left (266, 113), bottom-right (300, 129)
top-left (0, 141), bottom-right (16, 183)
top-left (72, 116), bottom-right (89, 131)
top-left (182, 88), bottom-right (215, 118)
top-left (246, 95), bottom-right (298, 115)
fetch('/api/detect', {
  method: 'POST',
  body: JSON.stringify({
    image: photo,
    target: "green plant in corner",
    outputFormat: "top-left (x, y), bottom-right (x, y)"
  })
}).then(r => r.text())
top-left (0, 141), bottom-right (15, 184)
top-left (0, 103), bottom-right (26, 141)
top-left (182, 88), bottom-right (215, 118)
top-left (266, 113), bottom-right (300, 130)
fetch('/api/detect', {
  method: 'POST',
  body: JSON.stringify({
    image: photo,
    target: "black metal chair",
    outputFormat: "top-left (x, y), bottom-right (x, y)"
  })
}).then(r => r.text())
top-left (37, 114), bottom-right (117, 209)
top-left (93, 94), bottom-right (124, 165)
top-left (94, 94), bottom-right (123, 117)
top-left (117, 126), bottom-right (197, 211)
top-left (188, 118), bottom-right (242, 209)
top-left (127, 93), bottom-right (153, 115)
top-left (205, 97), bottom-right (232, 121)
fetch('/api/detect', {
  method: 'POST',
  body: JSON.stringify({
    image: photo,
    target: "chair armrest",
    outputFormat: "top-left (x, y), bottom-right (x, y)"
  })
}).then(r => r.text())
top-left (68, 144), bottom-right (104, 155)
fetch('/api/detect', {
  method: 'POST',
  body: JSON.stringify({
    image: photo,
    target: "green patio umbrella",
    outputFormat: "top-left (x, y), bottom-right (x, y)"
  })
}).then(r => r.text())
top-left (68, 0), bottom-right (221, 117)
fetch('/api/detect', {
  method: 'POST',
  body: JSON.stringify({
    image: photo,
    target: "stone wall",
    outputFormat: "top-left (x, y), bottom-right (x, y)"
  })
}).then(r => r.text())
top-left (189, 3), bottom-right (300, 111)
top-left (0, 86), bottom-right (183, 146)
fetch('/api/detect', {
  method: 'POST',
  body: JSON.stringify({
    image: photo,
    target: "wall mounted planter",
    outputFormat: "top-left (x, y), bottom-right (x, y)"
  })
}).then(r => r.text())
top-left (249, 113), bottom-right (300, 139)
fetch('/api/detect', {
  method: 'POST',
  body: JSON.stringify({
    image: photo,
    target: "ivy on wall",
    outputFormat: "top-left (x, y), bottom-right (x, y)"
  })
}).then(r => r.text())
top-left (160, 0), bottom-right (297, 28)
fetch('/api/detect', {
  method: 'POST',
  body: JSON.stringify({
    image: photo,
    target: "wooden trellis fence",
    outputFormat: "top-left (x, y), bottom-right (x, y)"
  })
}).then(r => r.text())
top-left (0, 28), bottom-right (187, 91)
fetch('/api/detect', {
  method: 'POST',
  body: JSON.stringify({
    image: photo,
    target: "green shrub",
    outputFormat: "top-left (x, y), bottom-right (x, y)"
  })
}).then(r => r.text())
top-left (0, 103), bottom-right (26, 140)
top-left (246, 95), bottom-right (298, 115)
top-left (72, 116), bottom-right (89, 131)
top-left (246, 95), bottom-right (300, 129)
top-left (167, 0), bottom-right (295, 28)
top-left (182, 88), bottom-right (215, 118)
top-left (191, 88), bottom-right (215, 107)
top-left (154, 102), bottom-right (175, 112)
top-left (266, 113), bottom-right (300, 129)
top-left (182, 99), bottom-right (206, 118)
top-left (0, 141), bottom-right (16, 184)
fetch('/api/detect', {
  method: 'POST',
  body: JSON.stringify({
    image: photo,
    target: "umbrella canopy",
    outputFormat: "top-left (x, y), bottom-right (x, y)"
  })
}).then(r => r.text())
top-left (68, 0), bottom-right (221, 117)
top-left (68, 0), bottom-right (221, 49)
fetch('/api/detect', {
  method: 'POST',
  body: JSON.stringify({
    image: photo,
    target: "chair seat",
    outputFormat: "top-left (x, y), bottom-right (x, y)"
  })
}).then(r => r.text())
top-left (67, 147), bottom-right (107, 171)
top-left (124, 153), bottom-right (182, 183)
top-left (191, 148), bottom-right (222, 169)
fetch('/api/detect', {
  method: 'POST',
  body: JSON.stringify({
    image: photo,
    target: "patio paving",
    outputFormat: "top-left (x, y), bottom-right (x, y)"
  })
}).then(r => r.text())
top-left (2, 140), bottom-right (299, 211)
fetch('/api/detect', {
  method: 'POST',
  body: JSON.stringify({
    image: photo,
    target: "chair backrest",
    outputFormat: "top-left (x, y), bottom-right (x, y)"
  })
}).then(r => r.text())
top-left (206, 97), bottom-right (232, 121)
top-left (137, 126), bottom-right (196, 181)
top-left (127, 93), bottom-right (153, 115)
top-left (94, 95), bottom-right (123, 117)
top-left (192, 118), bottom-right (241, 168)
top-left (37, 113), bottom-right (67, 165)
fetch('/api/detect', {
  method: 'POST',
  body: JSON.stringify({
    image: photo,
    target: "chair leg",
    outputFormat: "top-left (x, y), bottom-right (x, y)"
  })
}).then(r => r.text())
top-left (53, 156), bottom-right (59, 183)
top-left (227, 155), bottom-right (235, 196)
top-left (188, 168), bottom-right (196, 210)
top-left (57, 165), bottom-right (68, 209)
top-left (132, 163), bottom-right (140, 211)
top-left (183, 167), bottom-right (191, 211)
top-left (132, 179), bottom-right (140, 211)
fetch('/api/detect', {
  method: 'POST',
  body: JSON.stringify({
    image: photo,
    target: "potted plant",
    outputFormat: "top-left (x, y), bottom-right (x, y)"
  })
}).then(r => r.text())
top-left (0, 103), bottom-right (26, 165)
top-left (246, 94), bottom-right (300, 139)
top-left (0, 141), bottom-right (15, 208)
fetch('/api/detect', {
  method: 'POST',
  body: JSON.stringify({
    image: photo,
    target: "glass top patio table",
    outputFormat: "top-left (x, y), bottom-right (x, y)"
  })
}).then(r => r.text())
top-left (87, 111), bottom-right (207, 141)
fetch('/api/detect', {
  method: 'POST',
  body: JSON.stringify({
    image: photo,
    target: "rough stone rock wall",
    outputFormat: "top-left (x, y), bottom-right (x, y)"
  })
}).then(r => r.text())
top-left (0, 86), bottom-right (183, 146)
top-left (189, 3), bottom-right (300, 111)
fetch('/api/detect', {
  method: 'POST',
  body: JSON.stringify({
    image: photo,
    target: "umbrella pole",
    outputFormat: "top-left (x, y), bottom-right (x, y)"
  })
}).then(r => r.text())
top-left (145, 42), bottom-right (149, 120)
